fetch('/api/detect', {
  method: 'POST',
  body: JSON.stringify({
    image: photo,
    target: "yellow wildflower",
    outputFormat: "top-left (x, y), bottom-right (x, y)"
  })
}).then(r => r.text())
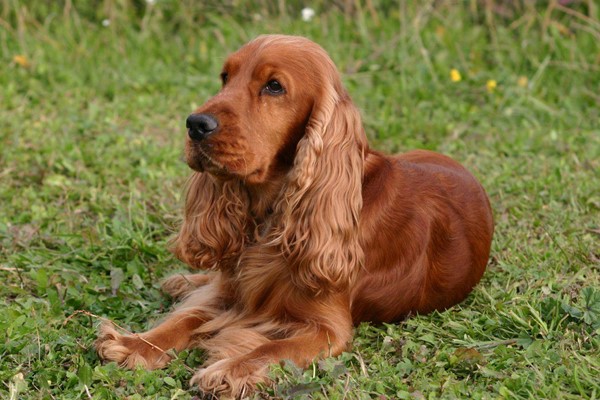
top-left (13, 55), bottom-right (30, 68)
top-left (435, 26), bottom-right (446, 39)
top-left (486, 79), bottom-right (497, 93)
top-left (517, 76), bottom-right (528, 88)
top-left (450, 69), bottom-right (461, 82)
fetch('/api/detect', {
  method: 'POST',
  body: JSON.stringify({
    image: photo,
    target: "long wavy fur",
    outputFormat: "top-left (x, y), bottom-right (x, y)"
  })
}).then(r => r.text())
top-left (172, 173), bottom-right (250, 272)
top-left (270, 86), bottom-right (367, 292)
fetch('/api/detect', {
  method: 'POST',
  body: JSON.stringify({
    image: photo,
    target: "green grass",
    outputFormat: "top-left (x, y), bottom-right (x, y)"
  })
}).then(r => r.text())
top-left (1, 1), bottom-right (599, 398)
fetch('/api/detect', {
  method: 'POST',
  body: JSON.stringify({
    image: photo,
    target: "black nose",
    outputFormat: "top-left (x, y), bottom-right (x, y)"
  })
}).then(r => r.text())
top-left (186, 113), bottom-right (218, 141)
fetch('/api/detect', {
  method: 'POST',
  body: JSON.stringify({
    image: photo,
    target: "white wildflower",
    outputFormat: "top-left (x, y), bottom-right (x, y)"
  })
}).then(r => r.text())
top-left (301, 7), bottom-right (315, 22)
top-left (102, 19), bottom-right (110, 27)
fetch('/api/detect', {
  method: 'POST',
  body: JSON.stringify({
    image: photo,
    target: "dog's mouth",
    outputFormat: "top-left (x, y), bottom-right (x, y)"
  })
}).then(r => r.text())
top-left (186, 138), bottom-right (266, 182)
top-left (187, 142), bottom-right (229, 175)
top-left (186, 144), bottom-right (224, 172)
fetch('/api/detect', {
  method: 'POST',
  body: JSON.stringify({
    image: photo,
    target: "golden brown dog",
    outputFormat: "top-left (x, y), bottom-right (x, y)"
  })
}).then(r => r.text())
top-left (96, 34), bottom-right (494, 397)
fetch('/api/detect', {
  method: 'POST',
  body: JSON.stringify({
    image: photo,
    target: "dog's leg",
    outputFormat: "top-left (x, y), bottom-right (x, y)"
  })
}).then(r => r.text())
top-left (96, 277), bottom-right (223, 369)
top-left (191, 322), bottom-right (352, 397)
top-left (160, 272), bottom-right (215, 299)
top-left (95, 312), bottom-right (204, 369)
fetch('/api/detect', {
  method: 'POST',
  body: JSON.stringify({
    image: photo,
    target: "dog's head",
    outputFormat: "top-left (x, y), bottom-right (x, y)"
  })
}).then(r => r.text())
top-left (185, 35), bottom-right (347, 184)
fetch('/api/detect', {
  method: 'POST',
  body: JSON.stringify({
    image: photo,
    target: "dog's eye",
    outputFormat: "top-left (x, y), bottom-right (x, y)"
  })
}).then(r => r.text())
top-left (221, 72), bottom-right (228, 85)
top-left (264, 80), bottom-right (284, 95)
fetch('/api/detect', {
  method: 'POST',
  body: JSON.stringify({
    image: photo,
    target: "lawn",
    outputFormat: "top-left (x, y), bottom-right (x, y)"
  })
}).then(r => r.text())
top-left (1, 1), bottom-right (599, 399)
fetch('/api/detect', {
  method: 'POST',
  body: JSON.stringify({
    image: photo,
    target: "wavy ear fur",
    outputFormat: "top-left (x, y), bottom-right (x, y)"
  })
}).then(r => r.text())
top-left (172, 173), bottom-right (250, 272)
top-left (272, 84), bottom-right (367, 293)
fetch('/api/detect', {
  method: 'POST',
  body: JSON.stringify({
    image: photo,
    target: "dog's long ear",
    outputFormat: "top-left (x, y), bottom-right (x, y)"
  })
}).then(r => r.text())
top-left (272, 83), bottom-right (367, 293)
top-left (171, 173), bottom-right (250, 272)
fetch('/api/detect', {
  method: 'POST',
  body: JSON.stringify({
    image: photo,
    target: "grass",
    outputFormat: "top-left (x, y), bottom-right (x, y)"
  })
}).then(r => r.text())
top-left (1, 0), bottom-right (599, 398)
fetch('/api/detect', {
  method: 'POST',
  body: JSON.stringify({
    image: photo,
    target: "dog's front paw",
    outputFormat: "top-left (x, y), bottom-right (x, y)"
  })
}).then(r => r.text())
top-left (95, 322), bottom-right (172, 370)
top-left (191, 357), bottom-right (269, 398)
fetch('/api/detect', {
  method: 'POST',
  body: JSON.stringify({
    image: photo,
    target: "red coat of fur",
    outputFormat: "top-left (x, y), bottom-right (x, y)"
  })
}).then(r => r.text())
top-left (96, 35), bottom-right (493, 398)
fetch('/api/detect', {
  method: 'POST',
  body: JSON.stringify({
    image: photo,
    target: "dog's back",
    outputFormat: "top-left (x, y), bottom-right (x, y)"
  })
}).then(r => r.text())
top-left (351, 149), bottom-right (493, 323)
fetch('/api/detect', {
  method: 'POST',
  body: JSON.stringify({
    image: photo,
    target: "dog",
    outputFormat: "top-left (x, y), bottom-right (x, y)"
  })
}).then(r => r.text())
top-left (96, 34), bottom-right (494, 397)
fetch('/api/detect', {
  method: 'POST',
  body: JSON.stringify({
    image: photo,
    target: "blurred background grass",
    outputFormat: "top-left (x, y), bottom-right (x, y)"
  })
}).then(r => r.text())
top-left (1, 1), bottom-right (599, 399)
